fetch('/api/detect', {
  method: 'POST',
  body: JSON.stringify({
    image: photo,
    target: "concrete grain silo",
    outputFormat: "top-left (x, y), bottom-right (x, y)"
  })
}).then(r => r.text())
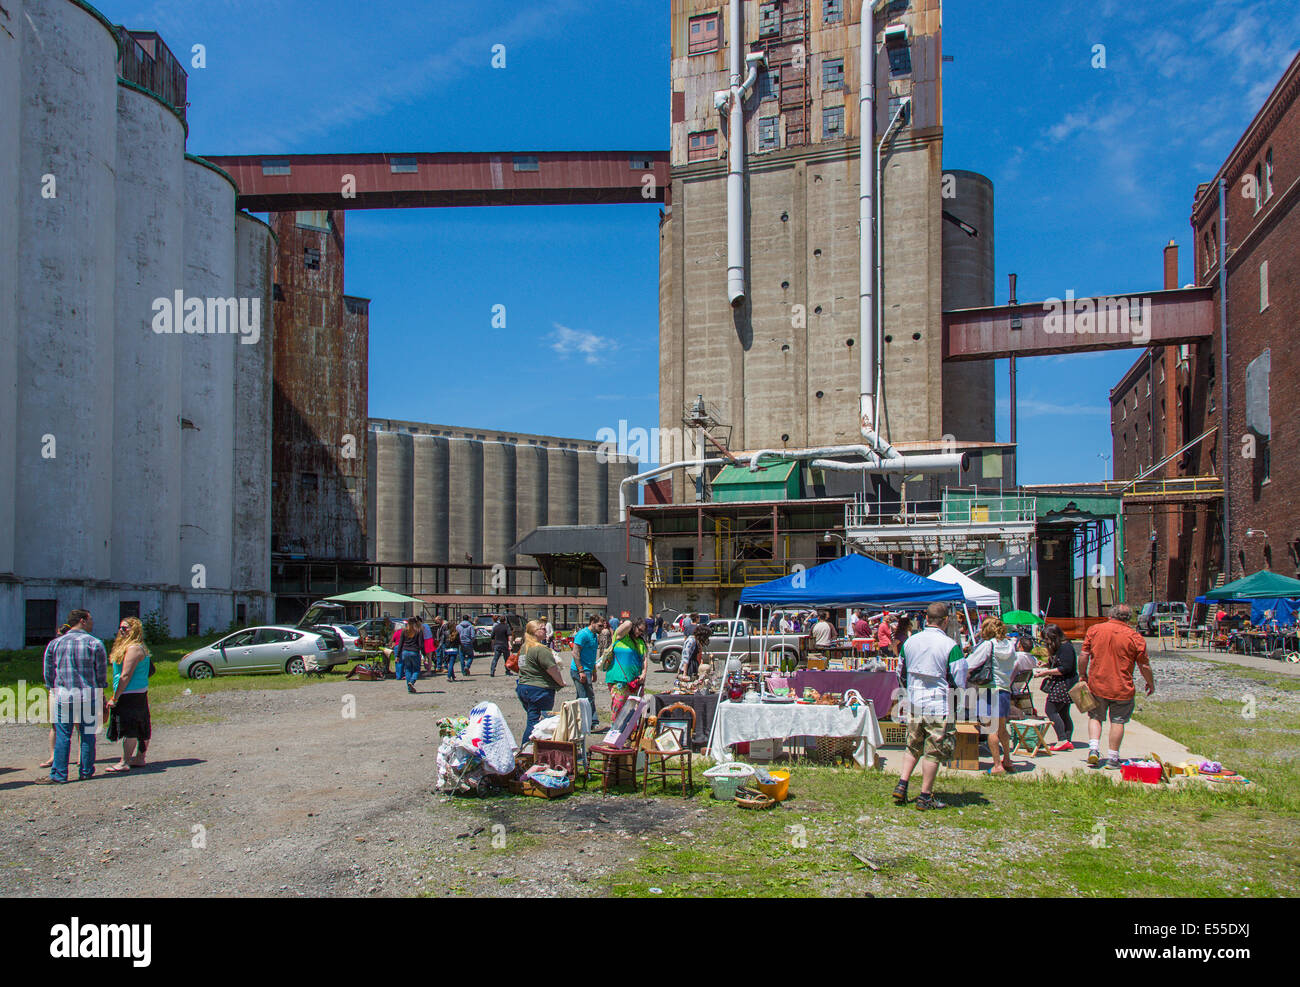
top-left (111, 78), bottom-right (185, 595)
top-left (482, 441), bottom-right (517, 587)
top-left (606, 456), bottom-right (635, 519)
top-left (232, 212), bottom-right (275, 609)
top-left (14, 0), bottom-right (119, 587)
top-left (0, 0), bottom-right (20, 606)
top-left (179, 156), bottom-right (237, 628)
top-left (941, 170), bottom-right (996, 442)
top-left (547, 447), bottom-right (580, 526)
top-left (577, 449), bottom-right (607, 525)
top-left (447, 438), bottom-right (484, 593)
top-left (412, 433), bottom-right (449, 577)
top-left (374, 429), bottom-right (414, 592)
top-left (513, 444), bottom-right (548, 594)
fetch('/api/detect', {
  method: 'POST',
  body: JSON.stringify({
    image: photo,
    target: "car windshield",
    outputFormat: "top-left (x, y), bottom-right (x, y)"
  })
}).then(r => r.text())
top-left (338, 624), bottom-right (359, 636)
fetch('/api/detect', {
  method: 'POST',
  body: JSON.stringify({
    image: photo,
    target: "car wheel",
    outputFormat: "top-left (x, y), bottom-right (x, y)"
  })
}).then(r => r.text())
top-left (660, 649), bottom-right (681, 673)
top-left (286, 656), bottom-right (306, 676)
top-left (189, 661), bottom-right (214, 680)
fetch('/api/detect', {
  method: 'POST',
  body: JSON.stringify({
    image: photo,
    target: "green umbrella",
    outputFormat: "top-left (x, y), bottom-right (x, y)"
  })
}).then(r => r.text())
top-left (1001, 610), bottom-right (1044, 626)
top-left (325, 584), bottom-right (426, 606)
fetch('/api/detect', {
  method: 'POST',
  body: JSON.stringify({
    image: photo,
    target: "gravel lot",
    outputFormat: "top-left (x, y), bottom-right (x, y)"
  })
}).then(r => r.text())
top-left (0, 659), bottom-right (696, 897)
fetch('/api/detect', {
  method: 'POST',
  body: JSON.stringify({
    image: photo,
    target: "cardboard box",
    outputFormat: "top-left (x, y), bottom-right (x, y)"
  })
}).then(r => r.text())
top-left (952, 723), bottom-right (981, 771)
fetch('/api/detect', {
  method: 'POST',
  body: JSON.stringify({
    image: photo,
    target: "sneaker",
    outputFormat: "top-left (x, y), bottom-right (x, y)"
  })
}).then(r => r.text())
top-left (891, 780), bottom-right (909, 805)
top-left (1103, 757), bottom-right (1123, 770)
top-left (916, 792), bottom-right (946, 811)
top-left (34, 777), bottom-right (64, 785)
top-left (1087, 750), bottom-right (1100, 768)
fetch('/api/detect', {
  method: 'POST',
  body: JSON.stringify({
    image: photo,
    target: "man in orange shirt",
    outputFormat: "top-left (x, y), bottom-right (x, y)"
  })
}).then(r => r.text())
top-left (1079, 603), bottom-right (1155, 769)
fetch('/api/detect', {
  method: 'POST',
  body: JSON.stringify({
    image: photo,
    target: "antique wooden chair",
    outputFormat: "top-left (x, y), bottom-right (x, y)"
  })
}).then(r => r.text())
top-left (642, 703), bottom-right (696, 797)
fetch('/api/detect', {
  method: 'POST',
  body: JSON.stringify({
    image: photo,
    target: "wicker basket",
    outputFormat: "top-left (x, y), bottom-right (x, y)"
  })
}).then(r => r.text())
top-left (812, 734), bottom-right (858, 763)
top-left (734, 786), bottom-right (777, 810)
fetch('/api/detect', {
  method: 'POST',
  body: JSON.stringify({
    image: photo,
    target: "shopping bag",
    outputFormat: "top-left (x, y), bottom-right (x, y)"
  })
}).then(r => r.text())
top-left (1068, 680), bottom-right (1099, 713)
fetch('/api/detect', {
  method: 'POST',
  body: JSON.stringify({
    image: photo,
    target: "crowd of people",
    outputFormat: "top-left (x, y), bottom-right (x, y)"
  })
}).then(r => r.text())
top-left (892, 601), bottom-right (1154, 809)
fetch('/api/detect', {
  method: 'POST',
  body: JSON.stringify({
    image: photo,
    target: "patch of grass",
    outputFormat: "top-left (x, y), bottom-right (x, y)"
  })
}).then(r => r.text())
top-left (604, 660), bottom-right (1300, 897)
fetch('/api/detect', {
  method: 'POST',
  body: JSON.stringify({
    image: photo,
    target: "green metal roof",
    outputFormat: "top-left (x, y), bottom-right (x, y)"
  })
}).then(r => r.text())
top-left (713, 461), bottom-right (798, 486)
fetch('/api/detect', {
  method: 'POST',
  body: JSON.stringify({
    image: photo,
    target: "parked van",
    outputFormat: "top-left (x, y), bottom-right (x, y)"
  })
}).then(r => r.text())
top-left (1137, 601), bottom-right (1190, 635)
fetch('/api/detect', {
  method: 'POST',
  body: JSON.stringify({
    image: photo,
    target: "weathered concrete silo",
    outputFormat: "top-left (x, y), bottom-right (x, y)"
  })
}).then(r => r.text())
top-left (179, 156), bottom-right (237, 625)
top-left (374, 429), bottom-right (414, 591)
top-left (514, 444), bottom-right (548, 594)
top-left (14, 0), bottom-right (120, 584)
top-left (232, 212), bottom-right (275, 609)
top-left (482, 441), bottom-right (517, 585)
top-left (0, 1), bottom-right (20, 596)
top-left (941, 170), bottom-right (996, 442)
top-left (577, 449), bottom-right (606, 525)
top-left (447, 438), bottom-right (484, 593)
top-left (112, 80), bottom-right (185, 591)
top-left (547, 447), bottom-right (580, 526)
top-left (412, 433), bottom-right (448, 567)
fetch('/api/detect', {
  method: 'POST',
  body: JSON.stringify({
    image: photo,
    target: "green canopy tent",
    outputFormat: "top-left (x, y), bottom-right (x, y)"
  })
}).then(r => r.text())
top-left (1204, 570), bottom-right (1300, 600)
top-left (326, 584), bottom-right (426, 606)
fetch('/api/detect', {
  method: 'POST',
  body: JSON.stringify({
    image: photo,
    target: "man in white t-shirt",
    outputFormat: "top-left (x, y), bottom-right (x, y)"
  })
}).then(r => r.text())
top-left (893, 602), bottom-right (963, 810)
top-left (811, 610), bottom-right (835, 648)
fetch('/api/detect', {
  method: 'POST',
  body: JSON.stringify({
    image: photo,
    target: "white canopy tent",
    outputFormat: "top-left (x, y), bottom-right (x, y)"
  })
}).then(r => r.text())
top-left (928, 564), bottom-right (1001, 610)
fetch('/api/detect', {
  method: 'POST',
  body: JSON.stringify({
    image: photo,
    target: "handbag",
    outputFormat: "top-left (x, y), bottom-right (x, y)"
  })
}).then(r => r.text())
top-left (966, 641), bottom-right (994, 687)
top-left (1068, 680), bottom-right (1099, 713)
top-left (506, 651), bottom-right (520, 673)
top-left (596, 642), bottom-right (615, 672)
top-left (105, 705), bottom-right (121, 742)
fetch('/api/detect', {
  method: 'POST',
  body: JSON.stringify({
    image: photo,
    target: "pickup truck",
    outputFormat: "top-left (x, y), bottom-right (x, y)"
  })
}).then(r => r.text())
top-left (650, 618), bottom-right (806, 672)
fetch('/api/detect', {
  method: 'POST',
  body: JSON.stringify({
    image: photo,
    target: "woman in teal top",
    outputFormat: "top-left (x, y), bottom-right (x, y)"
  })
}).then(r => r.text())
top-left (106, 616), bottom-right (152, 772)
top-left (606, 617), bottom-right (648, 718)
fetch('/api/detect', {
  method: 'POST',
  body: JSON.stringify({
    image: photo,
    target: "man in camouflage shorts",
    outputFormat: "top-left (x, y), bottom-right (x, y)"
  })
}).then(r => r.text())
top-left (892, 602), bottom-right (963, 810)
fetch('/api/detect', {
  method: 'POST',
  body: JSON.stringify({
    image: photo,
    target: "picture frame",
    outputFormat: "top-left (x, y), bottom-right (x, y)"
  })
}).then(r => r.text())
top-left (654, 725), bottom-right (685, 752)
top-left (604, 694), bottom-right (646, 747)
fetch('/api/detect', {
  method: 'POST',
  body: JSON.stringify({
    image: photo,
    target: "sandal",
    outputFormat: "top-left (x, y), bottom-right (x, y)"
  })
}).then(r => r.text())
top-left (891, 780), bottom-right (909, 804)
top-left (37, 759), bottom-right (53, 769)
top-left (104, 763), bottom-right (131, 774)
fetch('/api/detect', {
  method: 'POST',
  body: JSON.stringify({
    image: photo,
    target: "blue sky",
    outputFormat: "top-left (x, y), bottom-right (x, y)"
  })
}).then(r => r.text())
top-left (100, 0), bottom-right (1300, 484)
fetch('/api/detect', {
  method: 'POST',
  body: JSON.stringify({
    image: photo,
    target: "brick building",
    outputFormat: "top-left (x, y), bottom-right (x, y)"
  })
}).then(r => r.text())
top-left (1111, 51), bottom-right (1300, 605)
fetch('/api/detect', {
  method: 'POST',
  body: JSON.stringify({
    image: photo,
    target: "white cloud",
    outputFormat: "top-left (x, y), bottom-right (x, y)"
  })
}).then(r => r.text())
top-left (550, 323), bottom-right (613, 364)
top-left (996, 397), bottom-right (1110, 417)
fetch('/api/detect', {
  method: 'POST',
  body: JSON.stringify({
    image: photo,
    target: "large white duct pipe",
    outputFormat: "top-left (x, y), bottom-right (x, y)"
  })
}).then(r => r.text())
top-left (859, 1), bottom-right (877, 443)
top-left (721, 0), bottom-right (764, 307)
top-left (811, 454), bottom-right (968, 474)
top-left (619, 447), bottom-right (968, 521)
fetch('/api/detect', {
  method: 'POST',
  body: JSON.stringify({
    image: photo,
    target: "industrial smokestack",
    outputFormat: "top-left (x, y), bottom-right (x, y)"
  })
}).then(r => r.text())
top-left (1163, 239), bottom-right (1178, 290)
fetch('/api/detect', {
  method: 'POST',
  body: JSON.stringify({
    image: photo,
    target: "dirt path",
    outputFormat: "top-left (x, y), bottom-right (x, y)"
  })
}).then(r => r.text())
top-left (0, 663), bottom-right (695, 897)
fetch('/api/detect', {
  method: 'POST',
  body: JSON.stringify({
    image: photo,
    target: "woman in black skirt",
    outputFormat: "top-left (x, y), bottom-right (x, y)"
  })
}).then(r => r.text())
top-left (1034, 623), bottom-right (1077, 752)
top-left (105, 616), bottom-right (152, 773)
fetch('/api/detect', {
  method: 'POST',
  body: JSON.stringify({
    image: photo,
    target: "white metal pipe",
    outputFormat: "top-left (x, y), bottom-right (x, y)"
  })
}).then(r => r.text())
top-left (859, 2), bottom-right (876, 439)
top-left (748, 444), bottom-right (882, 471)
top-left (724, 0), bottom-right (766, 307)
top-left (810, 454), bottom-right (968, 473)
top-left (873, 96), bottom-right (911, 443)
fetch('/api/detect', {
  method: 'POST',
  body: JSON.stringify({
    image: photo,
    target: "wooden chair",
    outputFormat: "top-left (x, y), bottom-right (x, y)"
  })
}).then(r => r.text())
top-left (642, 703), bottom-right (696, 797)
top-left (587, 706), bottom-right (647, 795)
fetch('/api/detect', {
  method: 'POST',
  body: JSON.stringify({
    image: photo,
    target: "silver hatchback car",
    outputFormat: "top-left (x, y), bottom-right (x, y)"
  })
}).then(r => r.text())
top-left (178, 626), bottom-right (348, 679)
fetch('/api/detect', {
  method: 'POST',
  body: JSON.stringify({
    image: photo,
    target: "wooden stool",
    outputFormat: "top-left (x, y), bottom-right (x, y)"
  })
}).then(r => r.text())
top-left (1008, 718), bottom-right (1051, 757)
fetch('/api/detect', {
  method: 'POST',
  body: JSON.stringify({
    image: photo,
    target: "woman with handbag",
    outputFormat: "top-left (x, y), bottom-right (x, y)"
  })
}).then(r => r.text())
top-left (394, 617), bottom-right (423, 693)
top-left (1034, 623), bottom-right (1078, 751)
top-left (605, 617), bottom-right (648, 718)
top-left (516, 620), bottom-right (565, 743)
top-left (105, 616), bottom-right (152, 773)
top-left (967, 615), bottom-right (1017, 775)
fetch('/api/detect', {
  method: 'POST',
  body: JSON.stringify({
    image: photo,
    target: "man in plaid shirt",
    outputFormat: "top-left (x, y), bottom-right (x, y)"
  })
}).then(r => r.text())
top-left (38, 609), bottom-right (108, 784)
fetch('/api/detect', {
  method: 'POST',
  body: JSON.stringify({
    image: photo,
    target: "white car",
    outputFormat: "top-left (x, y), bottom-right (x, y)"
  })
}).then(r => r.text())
top-left (178, 626), bottom-right (348, 679)
top-left (322, 623), bottom-right (362, 655)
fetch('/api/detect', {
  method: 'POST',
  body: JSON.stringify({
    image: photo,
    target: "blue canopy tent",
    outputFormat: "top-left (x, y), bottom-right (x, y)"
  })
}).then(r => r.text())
top-left (728, 554), bottom-right (971, 675)
top-left (1250, 598), bottom-right (1299, 628)
top-left (740, 553), bottom-right (967, 607)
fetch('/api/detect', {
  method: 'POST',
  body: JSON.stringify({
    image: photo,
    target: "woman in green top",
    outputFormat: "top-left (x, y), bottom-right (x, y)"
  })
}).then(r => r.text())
top-left (106, 616), bottom-right (152, 773)
top-left (516, 619), bottom-right (566, 742)
top-left (606, 617), bottom-right (648, 718)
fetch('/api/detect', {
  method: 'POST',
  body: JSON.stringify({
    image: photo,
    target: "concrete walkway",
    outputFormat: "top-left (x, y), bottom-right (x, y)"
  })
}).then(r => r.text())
top-left (877, 678), bottom-right (1197, 781)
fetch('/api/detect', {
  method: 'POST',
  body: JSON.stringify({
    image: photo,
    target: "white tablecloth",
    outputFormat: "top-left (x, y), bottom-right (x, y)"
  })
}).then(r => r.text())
top-left (708, 700), bottom-right (883, 767)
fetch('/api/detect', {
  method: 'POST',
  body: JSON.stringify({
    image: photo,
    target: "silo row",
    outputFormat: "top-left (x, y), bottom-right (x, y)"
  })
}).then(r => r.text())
top-left (368, 434), bottom-right (635, 599)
